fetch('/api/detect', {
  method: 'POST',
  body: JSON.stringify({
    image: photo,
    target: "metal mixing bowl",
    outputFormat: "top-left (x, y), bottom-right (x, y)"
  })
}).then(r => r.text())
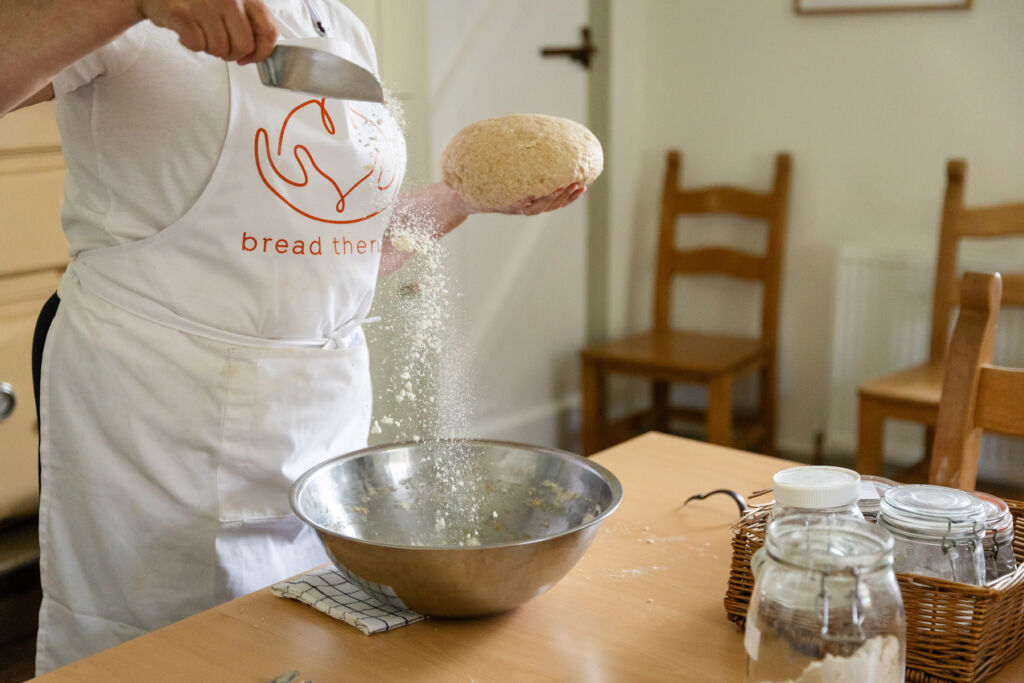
top-left (290, 439), bottom-right (622, 617)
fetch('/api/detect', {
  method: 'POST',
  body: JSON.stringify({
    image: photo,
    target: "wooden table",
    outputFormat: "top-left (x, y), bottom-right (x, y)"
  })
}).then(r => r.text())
top-left (33, 433), bottom-right (1024, 681)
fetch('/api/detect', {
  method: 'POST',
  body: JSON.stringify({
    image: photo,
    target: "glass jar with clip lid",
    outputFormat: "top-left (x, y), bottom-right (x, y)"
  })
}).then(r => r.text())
top-left (745, 514), bottom-right (905, 683)
top-left (975, 491), bottom-right (1017, 582)
top-left (877, 484), bottom-right (987, 585)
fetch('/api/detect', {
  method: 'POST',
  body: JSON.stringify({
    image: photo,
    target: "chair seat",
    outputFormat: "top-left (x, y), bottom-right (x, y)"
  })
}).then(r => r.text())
top-left (581, 331), bottom-right (769, 378)
top-left (859, 361), bottom-right (945, 409)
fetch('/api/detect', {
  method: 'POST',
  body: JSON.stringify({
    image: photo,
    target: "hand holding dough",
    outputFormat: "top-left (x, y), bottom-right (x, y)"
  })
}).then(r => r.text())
top-left (441, 114), bottom-right (603, 211)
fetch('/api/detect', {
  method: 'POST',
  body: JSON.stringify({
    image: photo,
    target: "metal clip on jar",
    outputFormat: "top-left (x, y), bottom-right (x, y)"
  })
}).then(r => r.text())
top-left (771, 466), bottom-right (864, 521)
top-left (877, 485), bottom-right (987, 586)
top-left (745, 514), bottom-right (906, 683)
top-left (976, 492), bottom-right (1017, 582)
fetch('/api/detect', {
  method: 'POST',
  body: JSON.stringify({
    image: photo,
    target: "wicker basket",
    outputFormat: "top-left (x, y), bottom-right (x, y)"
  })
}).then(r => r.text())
top-left (724, 499), bottom-right (1024, 683)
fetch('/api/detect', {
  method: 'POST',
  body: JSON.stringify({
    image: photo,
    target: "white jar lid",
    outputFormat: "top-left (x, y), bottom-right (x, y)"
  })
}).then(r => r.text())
top-left (773, 466), bottom-right (861, 510)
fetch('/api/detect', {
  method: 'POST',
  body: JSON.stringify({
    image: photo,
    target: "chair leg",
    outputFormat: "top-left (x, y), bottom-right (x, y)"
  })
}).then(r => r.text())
top-left (759, 362), bottom-right (777, 456)
top-left (856, 394), bottom-right (885, 476)
top-left (923, 426), bottom-right (936, 469)
top-left (707, 374), bottom-right (734, 447)
top-left (581, 359), bottom-right (605, 456)
top-left (652, 381), bottom-right (670, 433)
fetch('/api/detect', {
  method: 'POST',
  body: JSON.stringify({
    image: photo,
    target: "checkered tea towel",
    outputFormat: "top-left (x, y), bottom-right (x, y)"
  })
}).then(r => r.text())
top-left (271, 567), bottom-right (425, 634)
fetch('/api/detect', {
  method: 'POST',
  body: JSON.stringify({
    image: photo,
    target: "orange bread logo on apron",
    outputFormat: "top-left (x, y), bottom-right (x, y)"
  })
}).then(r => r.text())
top-left (254, 98), bottom-right (399, 224)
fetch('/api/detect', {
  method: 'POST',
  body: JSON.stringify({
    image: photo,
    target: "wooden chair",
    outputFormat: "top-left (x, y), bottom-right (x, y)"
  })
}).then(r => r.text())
top-left (929, 272), bottom-right (1024, 491)
top-left (579, 150), bottom-right (791, 456)
top-left (856, 159), bottom-right (1024, 479)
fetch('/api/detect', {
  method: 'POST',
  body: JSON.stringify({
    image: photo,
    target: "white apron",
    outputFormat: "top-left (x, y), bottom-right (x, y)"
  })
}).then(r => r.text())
top-left (36, 35), bottom-right (405, 672)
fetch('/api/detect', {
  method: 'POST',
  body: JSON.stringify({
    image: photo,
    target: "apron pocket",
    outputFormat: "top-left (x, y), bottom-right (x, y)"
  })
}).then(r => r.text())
top-left (218, 343), bottom-right (371, 523)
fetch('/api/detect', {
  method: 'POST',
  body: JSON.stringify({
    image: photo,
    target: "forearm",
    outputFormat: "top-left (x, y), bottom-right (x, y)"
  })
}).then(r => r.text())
top-left (378, 182), bottom-right (471, 277)
top-left (1, 0), bottom-right (142, 117)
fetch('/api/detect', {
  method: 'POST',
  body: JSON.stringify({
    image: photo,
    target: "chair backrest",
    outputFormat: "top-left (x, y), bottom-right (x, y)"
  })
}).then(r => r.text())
top-left (930, 272), bottom-right (1024, 490)
top-left (928, 159), bottom-right (1024, 363)
top-left (652, 151), bottom-right (791, 347)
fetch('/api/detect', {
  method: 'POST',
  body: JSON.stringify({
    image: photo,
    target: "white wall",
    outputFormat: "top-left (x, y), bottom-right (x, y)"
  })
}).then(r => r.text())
top-left (356, 0), bottom-right (591, 451)
top-left (410, 0), bottom-right (589, 448)
top-left (603, 0), bottom-right (1024, 454)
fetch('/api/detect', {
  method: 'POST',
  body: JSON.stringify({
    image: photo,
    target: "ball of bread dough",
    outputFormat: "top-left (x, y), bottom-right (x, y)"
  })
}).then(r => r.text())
top-left (441, 114), bottom-right (603, 211)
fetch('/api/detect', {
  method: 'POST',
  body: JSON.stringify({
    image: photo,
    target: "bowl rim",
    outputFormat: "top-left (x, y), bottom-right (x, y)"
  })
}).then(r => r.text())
top-left (289, 438), bottom-right (624, 551)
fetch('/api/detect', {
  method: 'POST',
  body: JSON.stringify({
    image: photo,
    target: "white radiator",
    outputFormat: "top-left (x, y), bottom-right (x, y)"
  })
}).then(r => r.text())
top-left (825, 246), bottom-right (1024, 481)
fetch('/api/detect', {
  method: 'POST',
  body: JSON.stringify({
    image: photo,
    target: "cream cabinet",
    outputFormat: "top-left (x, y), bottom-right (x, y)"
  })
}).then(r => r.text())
top-left (0, 102), bottom-right (67, 522)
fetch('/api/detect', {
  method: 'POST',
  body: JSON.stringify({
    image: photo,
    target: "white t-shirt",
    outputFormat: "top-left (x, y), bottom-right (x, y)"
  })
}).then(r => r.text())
top-left (52, 0), bottom-right (378, 256)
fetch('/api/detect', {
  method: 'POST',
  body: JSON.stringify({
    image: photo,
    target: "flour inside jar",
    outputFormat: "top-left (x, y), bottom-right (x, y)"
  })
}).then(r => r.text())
top-left (753, 635), bottom-right (902, 683)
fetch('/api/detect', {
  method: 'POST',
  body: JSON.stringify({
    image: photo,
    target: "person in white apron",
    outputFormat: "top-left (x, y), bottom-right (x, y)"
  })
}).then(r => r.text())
top-left (4, 0), bottom-right (585, 674)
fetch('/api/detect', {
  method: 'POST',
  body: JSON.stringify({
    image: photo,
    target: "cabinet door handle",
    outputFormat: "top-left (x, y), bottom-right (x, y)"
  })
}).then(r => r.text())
top-left (0, 382), bottom-right (15, 423)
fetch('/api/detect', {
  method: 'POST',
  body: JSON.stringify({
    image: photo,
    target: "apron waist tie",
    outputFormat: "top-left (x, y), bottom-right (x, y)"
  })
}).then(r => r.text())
top-left (64, 260), bottom-right (372, 350)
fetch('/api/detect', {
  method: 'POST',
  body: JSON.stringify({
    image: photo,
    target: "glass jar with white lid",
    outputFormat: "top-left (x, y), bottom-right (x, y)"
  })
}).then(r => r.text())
top-left (975, 491), bottom-right (1017, 582)
top-left (771, 466), bottom-right (864, 521)
top-left (877, 485), bottom-right (987, 585)
top-left (745, 514), bottom-right (905, 683)
top-left (752, 466), bottom-right (865, 580)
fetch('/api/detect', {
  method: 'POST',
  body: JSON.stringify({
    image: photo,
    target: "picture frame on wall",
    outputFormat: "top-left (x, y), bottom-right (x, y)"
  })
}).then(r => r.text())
top-left (795, 0), bottom-right (971, 14)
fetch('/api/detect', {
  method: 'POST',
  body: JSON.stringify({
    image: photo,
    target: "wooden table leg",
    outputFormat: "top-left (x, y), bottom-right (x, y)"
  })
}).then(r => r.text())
top-left (581, 359), bottom-right (604, 456)
top-left (707, 374), bottom-right (733, 447)
top-left (856, 394), bottom-right (885, 475)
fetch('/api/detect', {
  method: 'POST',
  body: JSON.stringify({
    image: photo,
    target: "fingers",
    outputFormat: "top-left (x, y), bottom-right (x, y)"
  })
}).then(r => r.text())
top-left (524, 192), bottom-right (561, 215)
top-left (142, 0), bottom-right (277, 64)
top-left (239, 1), bottom-right (278, 64)
top-left (194, 3), bottom-right (231, 58)
top-left (221, 2), bottom-right (255, 60)
top-left (495, 196), bottom-right (533, 215)
top-left (562, 184), bottom-right (586, 206)
top-left (489, 183), bottom-right (588, 216)
top-left (170, 15), bottom-right (207, 53)
top-left (520, 184), bottom-right (586, 215)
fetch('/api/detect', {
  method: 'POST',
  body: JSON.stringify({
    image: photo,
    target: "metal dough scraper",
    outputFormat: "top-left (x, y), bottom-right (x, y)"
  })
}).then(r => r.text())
top-left (256, 0), bottom-right (383, 103)
top-left (257, 46), bottom-right (384, 103)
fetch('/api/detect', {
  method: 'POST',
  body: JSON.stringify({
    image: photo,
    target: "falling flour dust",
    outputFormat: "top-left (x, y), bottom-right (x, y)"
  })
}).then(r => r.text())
top-left (364, 88), bottom-right (486, 545)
